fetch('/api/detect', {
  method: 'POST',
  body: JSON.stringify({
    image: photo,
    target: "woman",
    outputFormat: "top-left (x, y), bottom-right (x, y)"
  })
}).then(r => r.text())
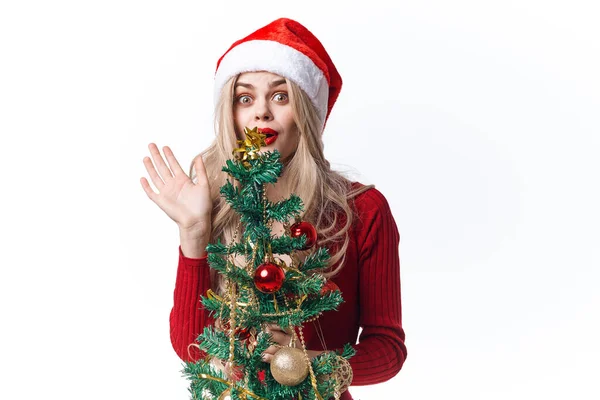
top-left (141, 18), bottom-right (406, 399)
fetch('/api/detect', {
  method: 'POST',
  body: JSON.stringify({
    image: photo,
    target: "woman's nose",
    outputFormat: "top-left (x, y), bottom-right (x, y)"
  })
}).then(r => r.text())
top-left (254, 101), bottom-right (273, 121)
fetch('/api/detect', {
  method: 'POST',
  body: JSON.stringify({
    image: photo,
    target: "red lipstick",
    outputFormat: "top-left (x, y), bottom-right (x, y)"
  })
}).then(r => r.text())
top-left (259, 128), bottom-right (279, 145)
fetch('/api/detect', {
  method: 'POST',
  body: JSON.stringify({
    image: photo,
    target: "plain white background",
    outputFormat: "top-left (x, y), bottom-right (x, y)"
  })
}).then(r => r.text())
top-left (1, 1), bottom-right (598, 399)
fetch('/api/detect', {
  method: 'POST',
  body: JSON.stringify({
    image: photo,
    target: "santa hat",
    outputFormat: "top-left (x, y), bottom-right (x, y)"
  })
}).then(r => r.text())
top-left (214, 18), bottom-right (342, 127)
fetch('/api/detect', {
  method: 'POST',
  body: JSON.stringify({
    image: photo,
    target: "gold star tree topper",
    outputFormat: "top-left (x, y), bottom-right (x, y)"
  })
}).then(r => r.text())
top-left (232, 127), bottom-right (267, 168)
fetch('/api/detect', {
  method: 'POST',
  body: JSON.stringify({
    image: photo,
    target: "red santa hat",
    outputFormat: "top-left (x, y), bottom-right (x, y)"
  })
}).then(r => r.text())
top-left (214, 18), bottom-right (342, 127)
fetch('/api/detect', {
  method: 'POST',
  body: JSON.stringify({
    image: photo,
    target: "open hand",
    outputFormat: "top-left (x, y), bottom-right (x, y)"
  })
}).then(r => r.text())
top-left (140, 143), bottom-right (212, 234)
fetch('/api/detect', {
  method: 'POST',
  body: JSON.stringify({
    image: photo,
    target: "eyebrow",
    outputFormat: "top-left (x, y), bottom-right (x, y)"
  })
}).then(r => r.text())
top-left (269, 79), bottom-right (287, 88)
top-left (235, 78), bottom-right (288, 89)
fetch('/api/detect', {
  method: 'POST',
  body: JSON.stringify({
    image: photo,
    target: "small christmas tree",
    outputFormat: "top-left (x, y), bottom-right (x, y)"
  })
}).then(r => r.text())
top-left (182, 127), bottom-right (354, 400)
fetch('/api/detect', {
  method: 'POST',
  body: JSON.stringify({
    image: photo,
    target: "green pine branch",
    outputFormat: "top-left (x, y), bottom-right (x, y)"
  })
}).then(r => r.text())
top-left (283, 273), bottom-right (326, 296)
top-left (298, 293), bottom-right (344, 321)
top-left (220, 180), bottom-right (263, 222)
top-left (183, 361), bottom-right (229, 400)
top-left (340, 343), bottom-right (357, 359)
top-left (207, 253), bottom-right (253, 286)
top-left (197, 326), bottom-right (248, 361)
top-left (221, 151), bottom-right (283, 186)
top-left (267, 194), bottom-right (303, 222)
top-left (299, 247), bottom-right (331, 271)
top-left (243, 225), bottom-right (272, 251)
top-left (270, 235), bottom-right (307, 253)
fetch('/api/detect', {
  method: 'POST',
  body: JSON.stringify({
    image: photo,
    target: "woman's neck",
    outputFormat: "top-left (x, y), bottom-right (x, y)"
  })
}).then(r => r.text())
top-left (265, 178), bottom-right (290, 202)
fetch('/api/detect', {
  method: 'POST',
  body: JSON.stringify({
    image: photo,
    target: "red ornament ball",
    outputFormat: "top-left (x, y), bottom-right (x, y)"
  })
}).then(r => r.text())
top-left (257, 369), bottom-right (267, 385)
top-left (225, 361), bottom-right (245, 383)
top-left (236, 327), bottom-right (251, 340)
top-left (320, 280), bottom-right (340, 295)
top-left (218, 319), bottom-right (252, 341)
top-left (254, 262), bottom-right (285, 293)
top-left (290, 221), bottom-right (317, 250)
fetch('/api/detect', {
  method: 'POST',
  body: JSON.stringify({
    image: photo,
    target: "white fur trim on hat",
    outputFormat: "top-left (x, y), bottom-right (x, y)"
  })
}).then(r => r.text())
top-left (214, 40), bottom-right (329, 124)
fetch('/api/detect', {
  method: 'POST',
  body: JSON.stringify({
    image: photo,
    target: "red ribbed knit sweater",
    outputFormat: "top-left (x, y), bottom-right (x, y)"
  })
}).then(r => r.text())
top-left (170, 185), bottom-right (407, 399)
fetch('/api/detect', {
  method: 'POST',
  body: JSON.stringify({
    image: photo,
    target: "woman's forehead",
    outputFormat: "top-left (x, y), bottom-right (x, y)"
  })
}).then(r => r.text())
top-left (236, 71), bottom-right (287, 86)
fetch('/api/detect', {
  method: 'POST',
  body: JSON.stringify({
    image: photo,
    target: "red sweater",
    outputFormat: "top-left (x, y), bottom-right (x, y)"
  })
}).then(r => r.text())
top-left (170, 186), bottom-right (407, 399)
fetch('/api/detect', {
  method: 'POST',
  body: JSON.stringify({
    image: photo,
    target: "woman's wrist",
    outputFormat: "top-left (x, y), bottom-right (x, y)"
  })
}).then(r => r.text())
top-left (179, 222), bottom-right (210, 239)
top-left (179, 226), bottom-right (210, 259)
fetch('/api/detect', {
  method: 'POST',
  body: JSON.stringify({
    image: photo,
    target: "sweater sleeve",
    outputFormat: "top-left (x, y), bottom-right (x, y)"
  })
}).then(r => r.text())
top-left (169, 246), bottom-right (213, 362)
top-left (350, 188), bottom-right (407, 385)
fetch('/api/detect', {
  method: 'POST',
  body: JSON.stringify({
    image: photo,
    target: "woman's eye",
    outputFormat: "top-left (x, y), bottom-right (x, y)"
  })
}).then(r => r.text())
top-left (237, 95), bottom-right (252, 104)
top-left (273, 93), bottom-right (288, 102)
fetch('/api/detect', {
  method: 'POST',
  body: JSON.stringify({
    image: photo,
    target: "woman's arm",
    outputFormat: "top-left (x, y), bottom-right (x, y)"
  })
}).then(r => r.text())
top-left (169, 246), bottom-right (213, 362)
top-left (140, 144), bottom-right (215, 361)
top-left (350, 188), bottom-right (407, 385)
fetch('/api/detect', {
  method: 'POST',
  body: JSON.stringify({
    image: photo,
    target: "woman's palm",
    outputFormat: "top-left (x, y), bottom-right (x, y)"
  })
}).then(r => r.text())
top-left (141, 143), bottom-right (212, 231)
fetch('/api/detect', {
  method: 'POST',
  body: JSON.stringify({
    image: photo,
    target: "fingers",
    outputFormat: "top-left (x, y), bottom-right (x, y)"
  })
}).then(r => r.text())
top-left (148, 143), bottom-right (174, 183)
top-left (143, 155), bottom-right (165, 190)
top-left (162, 145), bottom-right (186, 177)
top-left (261, 345), bottom-right (279, 363)
top-left (265, 324), bottom-right (292, 335)
top-left (265, 324), bottom-right (293, 347)
top-left (193, 154), bottom-right (209, 186)
top-left (261, 325), bottom-right (300, 363)
top-left (140, 177), bottom-right (158, 201)
top-left (269, 330), bottom-right (290, 346)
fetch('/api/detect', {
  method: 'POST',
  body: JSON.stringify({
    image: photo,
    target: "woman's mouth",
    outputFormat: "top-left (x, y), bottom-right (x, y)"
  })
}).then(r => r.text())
top-left (259, 128), bottom-right (279, 145)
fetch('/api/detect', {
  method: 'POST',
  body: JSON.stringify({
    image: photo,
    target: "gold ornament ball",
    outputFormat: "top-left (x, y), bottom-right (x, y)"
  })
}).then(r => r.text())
top-left (270, 347), bottom-right (309, 386)
top-left (218, 388), bottom-right (231, 400)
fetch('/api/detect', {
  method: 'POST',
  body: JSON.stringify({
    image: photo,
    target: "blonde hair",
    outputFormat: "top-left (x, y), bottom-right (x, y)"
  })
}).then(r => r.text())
top-left (190, 75), bottom-right (372, 290)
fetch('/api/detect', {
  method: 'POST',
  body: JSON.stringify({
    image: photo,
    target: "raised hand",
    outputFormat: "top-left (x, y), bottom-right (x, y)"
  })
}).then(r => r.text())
top-left (140, 143), bottom-right (212, 257)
